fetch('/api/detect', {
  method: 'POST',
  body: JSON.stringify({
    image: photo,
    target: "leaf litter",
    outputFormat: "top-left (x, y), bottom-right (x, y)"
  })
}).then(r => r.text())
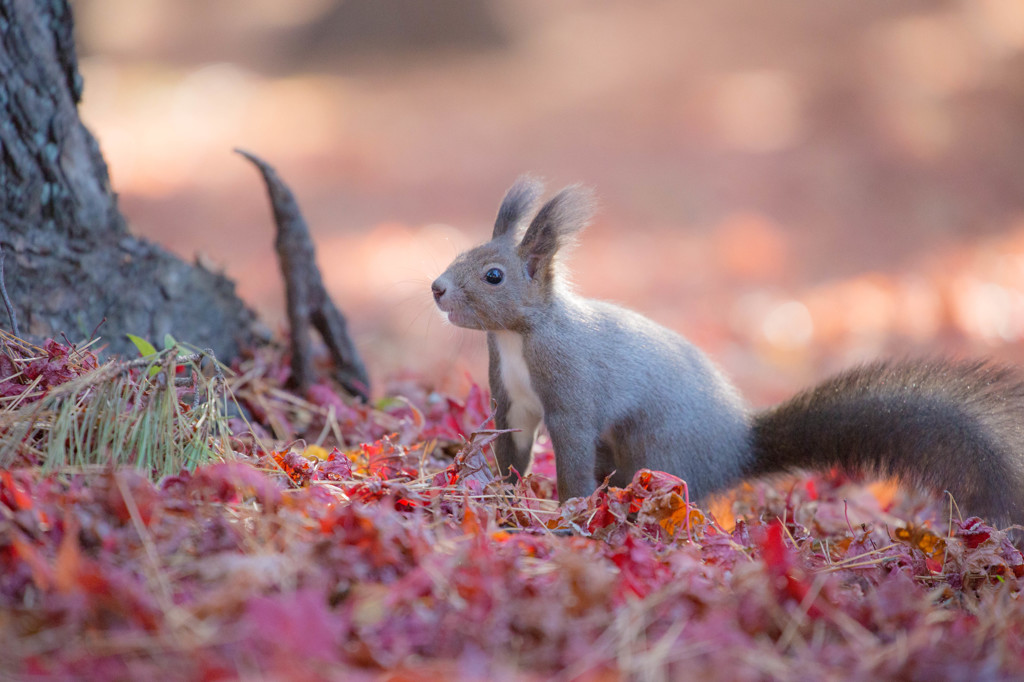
top-left (1, 336), bottom-right (1024, 680)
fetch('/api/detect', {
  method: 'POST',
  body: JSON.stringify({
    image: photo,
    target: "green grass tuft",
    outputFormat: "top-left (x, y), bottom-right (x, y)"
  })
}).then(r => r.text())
top-left (0, 345), bottom-right (235, 477)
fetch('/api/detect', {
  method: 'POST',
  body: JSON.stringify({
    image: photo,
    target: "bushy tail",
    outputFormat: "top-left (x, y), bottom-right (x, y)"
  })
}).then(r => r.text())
top-left (749, 359), bottom-right (1024, 529)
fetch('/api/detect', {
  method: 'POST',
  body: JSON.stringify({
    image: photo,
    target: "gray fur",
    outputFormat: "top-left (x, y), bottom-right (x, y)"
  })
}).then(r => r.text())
top-left (750, 359), bottom-right (1024, 529)
top-left (433, 179), bottom-right (1024, 531)
top-left (493, 175), bottom-right (545, 240)
top-left (433, 181), bottom-right (750, 501)
top-left (518, 185), bottom-right (594, 282)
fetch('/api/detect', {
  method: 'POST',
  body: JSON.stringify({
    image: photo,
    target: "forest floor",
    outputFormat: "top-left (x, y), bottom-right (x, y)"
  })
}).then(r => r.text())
top-left (7, 1), bottom-right (1022, 678)
top-left (1, 335), bottom-right (1023, 680)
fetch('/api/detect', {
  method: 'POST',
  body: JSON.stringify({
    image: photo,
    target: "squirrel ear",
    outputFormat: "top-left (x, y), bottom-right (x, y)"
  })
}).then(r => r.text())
top-left (518, 185), bottom-right (594, 280)
top-left (493, 175), bottom-right (545, 239)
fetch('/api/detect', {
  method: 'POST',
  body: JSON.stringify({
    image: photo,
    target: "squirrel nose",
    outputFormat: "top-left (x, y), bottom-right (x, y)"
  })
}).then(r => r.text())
top-left (431, 280), bottom-right (446, 302)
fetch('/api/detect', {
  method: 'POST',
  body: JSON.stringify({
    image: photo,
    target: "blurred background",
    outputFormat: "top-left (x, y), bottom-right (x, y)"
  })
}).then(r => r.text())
top-left (72, 0), bottom-right (1024, 404)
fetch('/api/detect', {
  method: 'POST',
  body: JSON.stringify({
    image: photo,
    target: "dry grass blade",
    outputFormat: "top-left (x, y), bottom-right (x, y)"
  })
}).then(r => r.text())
top-left (0, 345), bottom-right (234, 477)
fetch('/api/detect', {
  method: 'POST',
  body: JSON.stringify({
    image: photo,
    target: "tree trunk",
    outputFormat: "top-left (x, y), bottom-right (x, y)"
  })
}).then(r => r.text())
top-left (0, 0), bottom-right (263, 359)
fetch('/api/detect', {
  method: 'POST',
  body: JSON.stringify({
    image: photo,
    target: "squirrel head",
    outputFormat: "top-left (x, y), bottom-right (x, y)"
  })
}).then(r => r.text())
top-left (432, 176), bottom-right (594, 332)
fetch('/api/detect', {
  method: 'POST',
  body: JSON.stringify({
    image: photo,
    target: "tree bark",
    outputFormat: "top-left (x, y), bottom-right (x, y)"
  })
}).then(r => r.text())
top-left (0, 0), bottom-right (263, 359)
top-left (237, 150), bottom-right (370, 401)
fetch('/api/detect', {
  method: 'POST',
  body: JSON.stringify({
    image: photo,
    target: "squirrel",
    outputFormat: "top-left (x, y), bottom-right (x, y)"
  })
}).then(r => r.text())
top-left (431, 176), bottom-right (1024, 532)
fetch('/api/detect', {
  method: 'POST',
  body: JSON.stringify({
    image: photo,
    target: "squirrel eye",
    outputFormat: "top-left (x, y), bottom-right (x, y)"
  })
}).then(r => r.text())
top-left (484, 268), bottom-right (504, 285)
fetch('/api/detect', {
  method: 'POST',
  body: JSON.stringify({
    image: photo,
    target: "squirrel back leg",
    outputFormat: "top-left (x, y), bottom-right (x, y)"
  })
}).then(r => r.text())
top-left (595, 439), bottom-right (633, 489)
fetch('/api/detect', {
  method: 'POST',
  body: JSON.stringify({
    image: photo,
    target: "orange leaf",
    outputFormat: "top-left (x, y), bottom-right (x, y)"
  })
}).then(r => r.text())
top-left (706, 494), bottom-right (736, 532)
top-left (893, 525), bottom-right (946, 558)
top-left (11, 535), bottom-right (53, 591)
top-left (462, 502), bottom-right (484, 535)
top-left (54, 514), bottom-right (82, 593)
top-left (1, 471), bottom-right (33, 510)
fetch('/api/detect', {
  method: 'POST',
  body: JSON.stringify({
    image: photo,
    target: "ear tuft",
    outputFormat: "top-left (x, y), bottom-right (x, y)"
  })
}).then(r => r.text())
top-left (518, 185), bottom-right (595, 281)
top-left (493, 175), bottom-right (545, 239)
top-left (532, 185), bottom-right (595, 239)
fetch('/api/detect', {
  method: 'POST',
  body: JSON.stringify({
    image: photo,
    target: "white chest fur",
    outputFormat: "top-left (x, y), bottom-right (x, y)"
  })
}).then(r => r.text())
top-left (493, 331), bottom-right (544, 451)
